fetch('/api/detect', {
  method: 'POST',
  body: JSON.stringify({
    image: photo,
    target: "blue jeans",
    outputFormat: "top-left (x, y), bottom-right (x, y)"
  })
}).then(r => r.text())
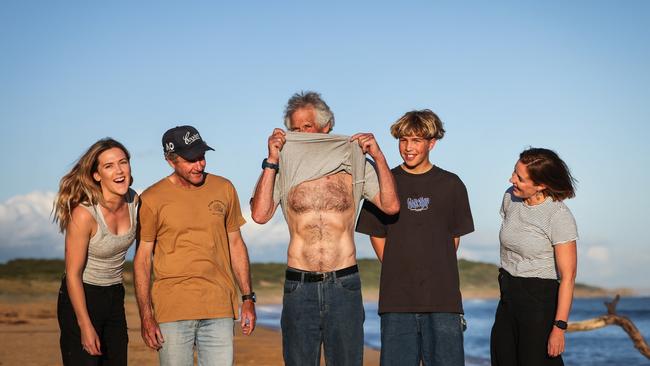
top-left (281, 267), bottom-right (365, 366)
top-left (380, 312), bottom-right (465, 366)
top-left (158, 318), bottom-right (234, 366)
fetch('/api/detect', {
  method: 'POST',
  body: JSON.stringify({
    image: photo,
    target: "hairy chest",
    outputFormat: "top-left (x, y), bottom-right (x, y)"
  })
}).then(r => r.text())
top-left (287, 173), bottom-right (353, 214)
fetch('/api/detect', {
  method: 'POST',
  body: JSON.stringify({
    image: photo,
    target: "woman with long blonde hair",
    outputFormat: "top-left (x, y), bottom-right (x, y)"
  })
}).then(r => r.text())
top-left (54, 138), bottom-right (137, 365)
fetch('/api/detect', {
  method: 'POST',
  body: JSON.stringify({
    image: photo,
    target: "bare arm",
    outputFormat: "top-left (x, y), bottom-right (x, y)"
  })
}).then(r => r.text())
top-left (228, 230), bottom-right (256, 335)
top-left (250, 170), bottom-right (280, 224)
top-left (369, 236), bottom-right (386, 262)
top-left (251, 128), bottom-right (285, 223)
top-left (133, 239), bottom-right (164, 350)
top-left (548, 240), bottom-right (577, 357)
top-left (64, 207), bottom-right (102, 356)
top-left (350, 133), bottom-right (400, 215)
top-left (454, 237), bottom-right (460, 251)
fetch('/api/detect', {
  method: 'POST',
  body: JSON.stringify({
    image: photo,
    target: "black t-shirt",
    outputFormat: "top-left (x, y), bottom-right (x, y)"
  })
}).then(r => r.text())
top-left (356, 165), bottom-right (474, 314)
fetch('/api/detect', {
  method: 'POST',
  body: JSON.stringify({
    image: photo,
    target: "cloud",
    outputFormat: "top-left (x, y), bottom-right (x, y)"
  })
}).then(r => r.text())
top-left (577, 242), bottom-right (616, 281)
top-left (0, 192), bottom-right (296, 264)
top-left (240, 208), bottom-right (289, 248)
top-left (0, 192), bottom-right (502, 266)
top-left (0, 191), bottom-right (64, 261)
top-left (455, 230), bottom-right (501, 264)
top-left (585, 245), bottom-right (609, 262)
top-left (2, 193), bottom-right (639, 290)
top-left (240, 208), bottom-right (290, 262)
top-left (0, 192), bottom-right (294, 264)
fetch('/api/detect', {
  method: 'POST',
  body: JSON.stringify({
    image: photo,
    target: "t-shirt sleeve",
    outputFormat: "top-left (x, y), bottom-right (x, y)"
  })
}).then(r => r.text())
top-left (550, 206), bottom-right (578, 245)
top-left (226, 182), bottom-right (247, 233)
top-left (450, 178), bottom-right (475, 237)
top-left (272, 173), bottom-right (281, 206)
top-left (355, 200), bottom-right (388, 238)
top-left (138, 197), bottom-right (158, 242)
top-left (500, 191), bottom-right (509, 219)
top-left (362, 158), bottom-right (380, 201)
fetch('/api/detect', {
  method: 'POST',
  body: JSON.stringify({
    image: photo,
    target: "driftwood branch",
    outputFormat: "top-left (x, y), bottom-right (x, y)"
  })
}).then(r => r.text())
top-left (567, 294), bottom-right (650, 359)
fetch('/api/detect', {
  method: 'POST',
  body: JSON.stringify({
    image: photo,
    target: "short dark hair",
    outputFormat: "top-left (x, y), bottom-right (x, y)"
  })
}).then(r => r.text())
top-left (519, 147), bottom-right (576, 201)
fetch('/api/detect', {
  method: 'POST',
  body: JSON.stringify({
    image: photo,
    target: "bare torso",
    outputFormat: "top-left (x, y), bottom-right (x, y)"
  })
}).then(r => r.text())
top-left (285, 171), bottom-right (357, 272)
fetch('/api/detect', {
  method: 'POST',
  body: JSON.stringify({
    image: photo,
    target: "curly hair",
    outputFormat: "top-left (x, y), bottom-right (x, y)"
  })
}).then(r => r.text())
top-left (283, 91), bottom-right (335, 130)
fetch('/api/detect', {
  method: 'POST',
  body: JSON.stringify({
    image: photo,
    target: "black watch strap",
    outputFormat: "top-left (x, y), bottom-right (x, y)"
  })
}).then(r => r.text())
top-left (242, 292), bottom-right (256, 303)
top-left (553, 320), bottom-right (568, 330)
top-left (262, 158), bottom-right (279, 171)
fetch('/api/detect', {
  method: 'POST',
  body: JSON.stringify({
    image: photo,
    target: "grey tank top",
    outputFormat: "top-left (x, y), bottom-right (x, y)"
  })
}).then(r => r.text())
top-left (81, 189), bottom-right (138, 286)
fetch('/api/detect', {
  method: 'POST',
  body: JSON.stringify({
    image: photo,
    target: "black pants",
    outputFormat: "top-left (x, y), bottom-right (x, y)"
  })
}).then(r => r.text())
top-left (57, 277), bottom-right (128, 366)
top-left (490, 269), bottom-right (563, 366)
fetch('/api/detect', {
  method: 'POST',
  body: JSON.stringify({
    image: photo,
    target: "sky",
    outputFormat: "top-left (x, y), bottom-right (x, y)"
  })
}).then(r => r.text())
top-left (1, 1), bottom-right (649, 291)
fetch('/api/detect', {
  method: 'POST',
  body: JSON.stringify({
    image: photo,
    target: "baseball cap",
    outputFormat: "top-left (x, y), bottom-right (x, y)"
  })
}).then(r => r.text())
top-left (162, 125), bottom-right (214, 161)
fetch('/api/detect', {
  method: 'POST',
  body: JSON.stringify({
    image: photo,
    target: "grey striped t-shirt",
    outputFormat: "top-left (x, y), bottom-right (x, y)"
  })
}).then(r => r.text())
top-left (499, 187), bottom-right (578, 280)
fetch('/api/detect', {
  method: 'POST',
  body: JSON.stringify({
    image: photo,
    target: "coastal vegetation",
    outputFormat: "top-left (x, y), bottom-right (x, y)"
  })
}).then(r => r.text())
top-left (0, 258), bottom-right (614, 299)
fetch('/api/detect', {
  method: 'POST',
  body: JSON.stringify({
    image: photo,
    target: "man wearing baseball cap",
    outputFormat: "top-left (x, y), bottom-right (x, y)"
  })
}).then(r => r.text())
top-left (134, 125), bottom-right (256, 365)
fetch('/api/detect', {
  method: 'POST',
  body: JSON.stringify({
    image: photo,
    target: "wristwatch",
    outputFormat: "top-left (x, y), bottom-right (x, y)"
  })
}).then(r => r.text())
top-left (553, 319), bottom-right (568, 330)
top-left (242, 292), bottom-right (256, 303)
top-left (261, 158), bottom-right (279, 171)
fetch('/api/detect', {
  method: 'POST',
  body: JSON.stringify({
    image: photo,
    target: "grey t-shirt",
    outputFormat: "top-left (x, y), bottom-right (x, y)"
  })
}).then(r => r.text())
top-left (273, 131), bottom-right (380, 219)
top-left (499, 187), bottom-right (578, 280)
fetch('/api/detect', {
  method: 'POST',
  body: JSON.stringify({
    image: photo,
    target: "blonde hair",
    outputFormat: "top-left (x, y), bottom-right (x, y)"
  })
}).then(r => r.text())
top-left (390, 109), bottom-right (445, 140)
top-left (53, 138), bottom-right (132, 233)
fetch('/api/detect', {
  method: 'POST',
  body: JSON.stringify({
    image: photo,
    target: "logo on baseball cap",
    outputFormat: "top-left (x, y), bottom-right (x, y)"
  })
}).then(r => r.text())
top-left (162, 125), bottom-right (214, 161)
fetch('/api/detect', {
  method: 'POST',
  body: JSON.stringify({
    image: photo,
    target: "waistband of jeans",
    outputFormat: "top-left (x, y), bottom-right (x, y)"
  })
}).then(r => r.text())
top-left (285, 264), bottom-right (359, 282)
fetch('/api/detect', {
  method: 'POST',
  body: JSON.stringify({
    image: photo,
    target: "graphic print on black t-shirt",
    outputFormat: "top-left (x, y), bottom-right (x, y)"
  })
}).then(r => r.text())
top-left (406, 196), bottom-right (430, 212)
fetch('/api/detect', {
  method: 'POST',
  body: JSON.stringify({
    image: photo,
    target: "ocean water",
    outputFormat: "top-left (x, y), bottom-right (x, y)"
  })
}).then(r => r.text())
top-left (256, 297), bottom-right (650, 365)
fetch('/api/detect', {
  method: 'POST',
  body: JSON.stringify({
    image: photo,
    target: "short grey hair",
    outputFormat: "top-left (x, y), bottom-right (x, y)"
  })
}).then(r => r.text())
top-left (283, 91), bottom-right (335, 130)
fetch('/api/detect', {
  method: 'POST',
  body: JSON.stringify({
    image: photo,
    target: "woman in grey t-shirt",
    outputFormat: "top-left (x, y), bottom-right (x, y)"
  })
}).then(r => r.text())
top-left (490, 148), bottom-right (578, 366)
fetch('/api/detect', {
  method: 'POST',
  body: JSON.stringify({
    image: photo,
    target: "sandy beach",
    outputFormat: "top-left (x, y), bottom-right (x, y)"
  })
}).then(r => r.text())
top-left (0, 292), bottom-right (379, 366)
top-left (0, 266), bottom-right (617, 365)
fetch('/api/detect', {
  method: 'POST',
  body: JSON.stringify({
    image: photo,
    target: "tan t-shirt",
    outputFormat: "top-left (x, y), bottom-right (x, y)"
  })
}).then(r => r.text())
top-left (139, 174), bottom-right (246, 323)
